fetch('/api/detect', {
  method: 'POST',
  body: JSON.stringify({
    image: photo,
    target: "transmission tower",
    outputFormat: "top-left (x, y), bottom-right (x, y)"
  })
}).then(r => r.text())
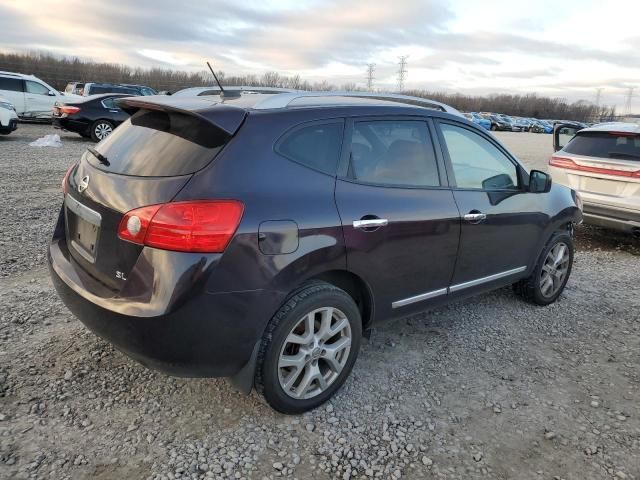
top-left (397, 56), bottom-right (408, 92)
top-left (594, 87), bottom-right (603, 108)
top-left (365, 63), bottom-right (376, 91)
top-left (624, 87), bottom-right (635, 115)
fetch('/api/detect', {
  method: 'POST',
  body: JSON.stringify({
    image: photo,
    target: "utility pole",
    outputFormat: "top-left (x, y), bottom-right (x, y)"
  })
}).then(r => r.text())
top-left (365, 63), bottom-right (376, 91)
top-left (397, 56), bottom-right (408, 92)
top-left (624, 87), bottom-right (634, 115)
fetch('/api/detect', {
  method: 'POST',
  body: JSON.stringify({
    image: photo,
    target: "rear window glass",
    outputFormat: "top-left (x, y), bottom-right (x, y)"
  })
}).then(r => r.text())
top-left (276, 121), bottom-right (344, 174)
top-left (0, 77), bottom-right (23, 92)
top-left (565, 132), bottom-right (640, 161)
top-left (89, 109), bottom-right (229, 177)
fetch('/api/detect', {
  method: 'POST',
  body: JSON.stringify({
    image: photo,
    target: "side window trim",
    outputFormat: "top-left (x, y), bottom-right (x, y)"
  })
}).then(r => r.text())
top-left (338, 116), bottom-right (448, 190)
top-left (274, 118), bottom-right (346, 177)
top-left (435, 119), bottom-right (526, 191)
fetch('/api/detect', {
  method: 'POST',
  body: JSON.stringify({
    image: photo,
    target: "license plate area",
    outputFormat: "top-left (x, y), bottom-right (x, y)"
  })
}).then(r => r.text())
top-left (65, 195), bottom-right (102, 263)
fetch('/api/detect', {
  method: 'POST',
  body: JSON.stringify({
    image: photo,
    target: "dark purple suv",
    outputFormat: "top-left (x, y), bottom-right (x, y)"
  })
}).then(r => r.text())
top-left (49, 92), bottom-right (582, 413)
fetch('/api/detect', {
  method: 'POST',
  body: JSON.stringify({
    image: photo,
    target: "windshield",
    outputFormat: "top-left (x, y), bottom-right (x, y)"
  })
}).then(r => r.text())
top-left (564, 132), bottom-right (640, 160)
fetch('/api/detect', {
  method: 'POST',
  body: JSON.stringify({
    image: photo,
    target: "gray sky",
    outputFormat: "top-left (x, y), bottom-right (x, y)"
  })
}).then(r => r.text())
top-left (2, 0), bottom-right (639, 111)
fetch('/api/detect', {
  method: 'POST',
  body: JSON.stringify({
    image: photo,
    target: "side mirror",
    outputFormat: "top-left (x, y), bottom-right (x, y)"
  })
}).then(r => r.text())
top-left (48, 90), bottom-right (57, 96)
top-left (529, 170), bottom-right (552, 193)
top-left (553, 123), bottom-right (580, 152)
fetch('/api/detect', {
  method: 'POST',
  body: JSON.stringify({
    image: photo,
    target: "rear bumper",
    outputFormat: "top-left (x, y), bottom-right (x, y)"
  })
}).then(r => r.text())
top-left (48, 234), bottom-right (281, 377)
top-left (582, 203), bottom-right (640, 233)
top-left (52, 117), bottom-right (88, 135)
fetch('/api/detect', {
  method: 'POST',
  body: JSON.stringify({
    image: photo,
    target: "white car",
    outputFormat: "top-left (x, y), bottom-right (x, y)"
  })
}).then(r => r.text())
top-left (0, 95), bottom-right (18, 135)
top-left (550, 122), bottom-right (640, 235)
top-left (0, 71), bottom-right (79, 120)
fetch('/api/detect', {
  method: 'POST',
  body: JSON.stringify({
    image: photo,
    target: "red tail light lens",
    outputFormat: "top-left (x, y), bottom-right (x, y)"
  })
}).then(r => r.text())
top-left (59, 106), bottom-right (80, 116)
top-left (117, 201), bottom-right (244, 253)
top-left (549, 155), bottom-right (640, 178)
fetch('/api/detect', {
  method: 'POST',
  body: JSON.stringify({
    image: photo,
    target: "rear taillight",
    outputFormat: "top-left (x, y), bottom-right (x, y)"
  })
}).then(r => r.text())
top-left (59, 106), bottom-right (80, 117)
top-left (62, 163), bottom-right (76, 195)
top-left (549, 155), bottom-right (640, 178)
top-left (117, 200), bottom-right (244, 253)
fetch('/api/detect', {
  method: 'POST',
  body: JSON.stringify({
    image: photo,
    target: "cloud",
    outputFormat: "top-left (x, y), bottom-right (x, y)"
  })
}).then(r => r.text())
top-left (1, 0), bottom-right (639, 110)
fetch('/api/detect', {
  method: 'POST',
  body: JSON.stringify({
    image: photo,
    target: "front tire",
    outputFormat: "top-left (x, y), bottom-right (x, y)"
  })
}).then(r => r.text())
top-left (90, 120), bottom-right (114, 142)
top-left (490, 124), bottom-right (497, 131)
top-left (514, 232), bottom-right (574, 305)
top-left (255, 282), bottom-right (362, 414)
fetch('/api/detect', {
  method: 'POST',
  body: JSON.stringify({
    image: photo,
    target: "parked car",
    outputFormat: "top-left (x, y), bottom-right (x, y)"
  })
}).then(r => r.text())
top-left (64, 82), bottom-right (85, 95)
top-left (513, 117), bottom-right (532, 132)
top-left (530, 120), bottom-right (553, 134)
top-left (0, 95), bottom-right (18, 135)
top-left (550, 122), bottom-right (639, 235)
top-left (82, 83), bottom-right (157, 96)
top-left (483, 114), bottom-right (514, 131)
top-left (496, 114), bottom-right (523, 132)
top-left (463, 112), bottom-right (491, 130)
top-left (52, 93), bottom-right (130, 142)
top-left (49, 92), bottom-right (582, 413)
top-left (0, 71), bottom-right (79, 119)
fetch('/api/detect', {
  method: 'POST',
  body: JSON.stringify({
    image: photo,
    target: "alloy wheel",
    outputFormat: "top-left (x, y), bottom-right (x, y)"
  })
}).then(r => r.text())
top-left (94, 122), bottom-right (113, 140)
top-left (540, 242), bottom-right (570, 297)
top-left (277, 307), bottom-right (352, 400)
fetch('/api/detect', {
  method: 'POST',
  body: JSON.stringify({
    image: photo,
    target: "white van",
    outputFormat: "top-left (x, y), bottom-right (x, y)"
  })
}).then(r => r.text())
top-left (0, 71), bottom-right (79, 119)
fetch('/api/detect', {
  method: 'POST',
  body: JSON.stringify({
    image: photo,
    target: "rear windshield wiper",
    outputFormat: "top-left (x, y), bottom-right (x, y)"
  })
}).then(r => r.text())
top-left (608, 151), bottom-right (640, 160)
top-left (87, 147), bottom-right (110, 166)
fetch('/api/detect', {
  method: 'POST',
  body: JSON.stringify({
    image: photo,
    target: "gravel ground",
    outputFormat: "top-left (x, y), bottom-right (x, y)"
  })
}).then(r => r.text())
top-left (0, 124), bottom-right (638, 480)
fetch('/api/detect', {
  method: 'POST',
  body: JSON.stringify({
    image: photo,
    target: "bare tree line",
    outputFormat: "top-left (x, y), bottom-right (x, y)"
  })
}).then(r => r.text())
top-left (1, 52), bottom-right (616, 121)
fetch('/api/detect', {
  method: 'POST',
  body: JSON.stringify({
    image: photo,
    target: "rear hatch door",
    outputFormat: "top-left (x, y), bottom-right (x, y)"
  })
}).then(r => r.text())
top-left (63, 98), bottom-right (246, 290)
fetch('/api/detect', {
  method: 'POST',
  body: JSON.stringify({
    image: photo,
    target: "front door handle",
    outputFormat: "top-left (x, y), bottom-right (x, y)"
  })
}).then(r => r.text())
top-left (463, 212), bottom-right (487, 223)
top-left (353, 218), bottom-right (388, 229)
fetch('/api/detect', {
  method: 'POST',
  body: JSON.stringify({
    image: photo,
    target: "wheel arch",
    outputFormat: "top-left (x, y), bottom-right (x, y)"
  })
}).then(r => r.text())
top-left (305, 269), bottom-right (375, 330)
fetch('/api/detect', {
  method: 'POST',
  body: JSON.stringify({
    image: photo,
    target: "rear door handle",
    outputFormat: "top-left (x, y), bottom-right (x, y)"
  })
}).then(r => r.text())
top-left (463, 212), bottom-right (487, 223)
top-left (353, 218), bottom-right (388, 229)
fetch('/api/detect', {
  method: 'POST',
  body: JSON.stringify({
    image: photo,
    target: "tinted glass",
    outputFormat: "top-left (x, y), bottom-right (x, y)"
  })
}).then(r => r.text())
top-left (89, 110), bottom-right (229, 177)
top-left (441, 123), bottom-right (519, 190)
top-left (564, 132), bottom-right (640, 161)
top-left (25, 81), bottom-right (51, 95)
top-left (140, 87), bottom-right (156, 95)
top-left (0, 77), bottom-right (24, 92)
top-left (349, 120), bottom-right (439, 187)
top-left (276, 122), bottom-right (344, 174)
top-left (101, 98), bottom-right (117, 109)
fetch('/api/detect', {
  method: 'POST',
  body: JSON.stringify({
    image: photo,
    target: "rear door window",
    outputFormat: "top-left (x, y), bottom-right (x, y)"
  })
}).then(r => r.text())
top-left (565, 132), bottom-right (640, 161)
top-left (348, 120), bottom-right (440, 187)
top-left (89, 109), bottom-right (230, 177)
top-left (276, 121), bottom-right (344, 174)
top-left (0, 77), bottom-right (24, 92)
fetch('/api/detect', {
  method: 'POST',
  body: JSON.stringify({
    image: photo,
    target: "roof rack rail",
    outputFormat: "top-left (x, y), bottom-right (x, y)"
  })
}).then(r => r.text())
top-left (171, 86), bottom-right (306, 97)
top-left (252, 91), bottom-right (461, 116)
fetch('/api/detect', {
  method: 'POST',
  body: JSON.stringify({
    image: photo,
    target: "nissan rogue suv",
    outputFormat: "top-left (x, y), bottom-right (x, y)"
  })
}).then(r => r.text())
top-left (49, 92), bottom-right (582, 413)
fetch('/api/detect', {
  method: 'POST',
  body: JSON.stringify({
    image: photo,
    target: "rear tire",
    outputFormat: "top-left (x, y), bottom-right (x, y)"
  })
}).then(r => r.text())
top-left (90, 120), bottom-right (114, 142)
top-left (255, 282), bottom-right (362, 414)
top-left (513, 232), bottom-right (574, 305)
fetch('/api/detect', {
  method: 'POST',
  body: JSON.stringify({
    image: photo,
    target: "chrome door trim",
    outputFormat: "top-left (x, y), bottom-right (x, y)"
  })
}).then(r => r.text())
top-left (391, 287), bottom-right (447, 309)
top-left (449, 266), bottom-right (527, 293)
top-left (391, 266), bottom-right (527, 308)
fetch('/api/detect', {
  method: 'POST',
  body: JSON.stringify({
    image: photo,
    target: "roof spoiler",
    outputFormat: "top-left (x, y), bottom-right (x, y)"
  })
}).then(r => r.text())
top-left (116, 95), bottom-right (246, 136)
